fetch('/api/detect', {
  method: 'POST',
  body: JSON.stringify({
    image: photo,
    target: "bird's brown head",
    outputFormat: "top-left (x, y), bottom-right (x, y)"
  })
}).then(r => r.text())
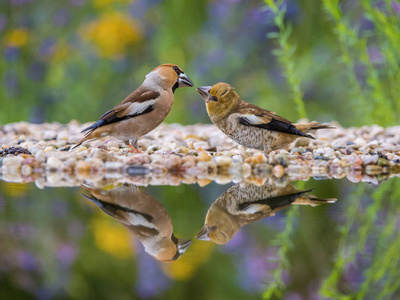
top-left (196, 205), bottom-right (240, 245)
top-left (150, 64), bottom-right (193, 92)
top-left (196, 82), bottom-right (240, 123)
top-left (153, 235), bottom-right (192, 262)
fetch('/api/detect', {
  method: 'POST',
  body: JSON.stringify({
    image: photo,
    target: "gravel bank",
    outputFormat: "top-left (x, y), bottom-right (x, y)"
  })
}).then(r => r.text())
top-left (0, 121), bottom-right (399, 187)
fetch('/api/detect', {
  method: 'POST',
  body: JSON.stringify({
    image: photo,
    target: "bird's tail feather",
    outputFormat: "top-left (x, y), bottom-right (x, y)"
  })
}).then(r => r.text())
top-left (70, 130), bottom-right (94, 150)
top-left (295, 121), bottom-right (335, 133)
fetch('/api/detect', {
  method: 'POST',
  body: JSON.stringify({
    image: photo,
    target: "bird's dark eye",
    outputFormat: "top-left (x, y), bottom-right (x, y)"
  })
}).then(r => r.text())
top-left (212, 96), bottom-right (218, 102)
top-left (210, 226), bottom-right (217, 231)
top-left (173, 66), bottom-right (180, 74)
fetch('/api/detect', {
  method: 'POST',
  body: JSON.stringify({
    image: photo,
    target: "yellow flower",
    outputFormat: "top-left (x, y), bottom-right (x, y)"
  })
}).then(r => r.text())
top-left (162, 240), bottom-right (214, 280)
top-left (81, 12), bottom-right (142, 59)
top-left (0, 182), bottom-right (29, 198)
top-left (3, 28), bottom-right (29, 47)
top-left (91, 213), bottom-right (134, 259)
top-left (92, 0), bottom-right (132, 9)
top-left (52, 41), bottom-right (70, 62)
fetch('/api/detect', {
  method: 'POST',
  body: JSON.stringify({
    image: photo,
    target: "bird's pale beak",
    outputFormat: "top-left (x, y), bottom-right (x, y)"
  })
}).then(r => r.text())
top-left (196, 86), bottom-right (212, 103)
top-left (196, 225), bottom-right (211, 241)
top-left (178, 73), bottom-right (194, 87)
top-left (177, 238), bottom-right (193, 254)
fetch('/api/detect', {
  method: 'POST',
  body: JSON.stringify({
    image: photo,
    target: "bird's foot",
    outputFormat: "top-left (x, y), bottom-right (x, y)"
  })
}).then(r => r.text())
top-left (128, 145), bottom-right (144, 153)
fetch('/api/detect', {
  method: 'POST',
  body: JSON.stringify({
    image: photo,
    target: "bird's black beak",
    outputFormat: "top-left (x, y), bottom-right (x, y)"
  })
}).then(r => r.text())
top-left (196, 225), bottom-right (211, 241)
top-left (196, 86), bottom-right (212, 103)
top-left (178, 73), bottom-right (194, 87)
top-left (177, 238), bottom-right (192, 254)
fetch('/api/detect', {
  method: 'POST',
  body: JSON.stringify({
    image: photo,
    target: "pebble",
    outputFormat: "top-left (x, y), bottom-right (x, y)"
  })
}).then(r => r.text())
top-left (214, 156), bottom-right (232, 167)
top-left (273, 165), bottom-right (285, 178)
top-left (21, 164), bottom-right (33, 176)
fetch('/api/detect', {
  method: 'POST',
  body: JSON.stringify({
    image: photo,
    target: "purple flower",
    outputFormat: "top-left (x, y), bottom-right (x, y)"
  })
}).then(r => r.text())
top-left (130, 0), bottom-right (162, 19)
top-left (135, 244), bottom-right (170, 298)
top-left (67, 221), bottom-right (86, 239)
top-left (4, 47), bottom-right (20, 61)
top-left (17, 251), bottom-right (39, 271)
top-left (0, 14), bottom-right (6, 32)
top-left (27, 62), bottom-right (46, 81)
top-left (38, 38), bottom-right (56, 59)
top-left (57, 244), bottom-right (77, 267)
top-left (70, 0), bottom-right (86, 6)
top-left (54, 9), bottom-right (70, 27)
top-left (392, 0), bottom-right (400, 14)
top-left (238, 248), bottom-right (275, 292)
top-left (285, 293), bottom-right (303, 300)
top-left (35, 288), bottom-right (54, 300)
top-left (3, 71), bottom-right (19, 93)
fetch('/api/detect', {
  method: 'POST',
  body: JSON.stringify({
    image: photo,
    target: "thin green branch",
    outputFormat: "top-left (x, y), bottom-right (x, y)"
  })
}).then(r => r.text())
top-left (264, 0), bottom-right (307, 120)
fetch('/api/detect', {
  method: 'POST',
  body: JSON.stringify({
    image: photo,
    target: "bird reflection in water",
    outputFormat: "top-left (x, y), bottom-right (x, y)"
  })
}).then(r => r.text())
top-left (81, 184), bottom-right (192, 262)
top-left (196, 183), bottom-right (336, 245)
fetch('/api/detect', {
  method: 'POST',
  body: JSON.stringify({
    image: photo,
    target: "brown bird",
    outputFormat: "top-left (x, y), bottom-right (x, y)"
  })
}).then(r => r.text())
top-left (81, 184), bottom-right (192, 262)
top-left (196, 182), bottom-right (336, 245)
top-left (72, 64), bottom-right (193, 151)
top-left (197, 82), bottom-right (334, 153)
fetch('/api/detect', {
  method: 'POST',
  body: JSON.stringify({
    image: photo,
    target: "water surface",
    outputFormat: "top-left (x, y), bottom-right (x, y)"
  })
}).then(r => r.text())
top-left (0, 176), bottom-right (399, 299)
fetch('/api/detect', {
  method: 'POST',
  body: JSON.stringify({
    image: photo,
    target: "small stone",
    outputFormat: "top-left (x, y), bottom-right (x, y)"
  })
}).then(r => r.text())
top-left (354, 137), bottom-right (366, 147)
top-left (46, 157), bottom-right (64, 171)
top-left (35, 150), bottom-right (46, 162)
top-left (365, 165), bottom-right (382, 175)
top-left (273, 164), bottom-right (285, 178)
top-left (44, 146), bottom-right (55, 152)
top-left (302, 152), bottom-right (313, 160)
top-left (377, 158), bottom-right (390, 166)
top-left (197, 152), bottom-right (211, 162)
top-left (1, 156), bottom-right (24, 176)
top-left (274, 153), bottom-right (289, 167)
top-left (164, 155), bottom-right (182, 170)
top-left (215, 173), bottom-right (232, 185)
top-left (361, 155), bottom-right (378, 166)
top-left (214, 156), bottom-right (232, 167)
top-left (254, 163), bottom-right (273, 175)
top-left (290, 147), bottom-right (305, 154)
top-left (197, 179), bottom-right (212, 187)
top-left (181, 155), bottom-right (196, 168)
top-left (75, 160), bottom-right (90, 171)
top-left (21, 164), bottom-right (33, 176)
top-left (104, 161), bottom-right (123, 171)
top-left (232, 155), bottom-right (243, 163)
top-left (107, 141), bottom-right (120, 149)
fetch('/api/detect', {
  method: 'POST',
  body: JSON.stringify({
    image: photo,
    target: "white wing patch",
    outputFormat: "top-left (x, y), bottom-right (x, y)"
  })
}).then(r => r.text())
top-left (127, 100), bottom-right (156, 116)
top-left (124, 212), bottom-right (156, 229)
top-left (242, 204), bottom-right (264, 214)
top-left (241, 115), bottom-right (264, 125)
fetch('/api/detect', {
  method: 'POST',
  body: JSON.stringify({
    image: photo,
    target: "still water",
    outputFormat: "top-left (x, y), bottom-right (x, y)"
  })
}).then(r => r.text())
top-left (0, 176), bottom-right (399, 300)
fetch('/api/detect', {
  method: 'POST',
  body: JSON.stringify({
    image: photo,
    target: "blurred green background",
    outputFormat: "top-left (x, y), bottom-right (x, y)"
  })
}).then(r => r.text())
top-left (1, 0), bottom-right (399, 127)
top-left (1, 0), bottom-right (400, 299)
top-left (1, 178), bottom-right (400, 299)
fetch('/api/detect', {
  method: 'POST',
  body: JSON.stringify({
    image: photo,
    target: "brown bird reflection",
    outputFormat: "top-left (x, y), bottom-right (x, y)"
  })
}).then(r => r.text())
top-left (196, 183), bottom-right (336, 245)
top-left (81, 184), bottom-right (192, 262)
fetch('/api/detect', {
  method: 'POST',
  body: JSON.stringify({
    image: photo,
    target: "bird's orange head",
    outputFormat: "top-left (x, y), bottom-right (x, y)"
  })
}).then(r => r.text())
top-left (147, 64), bottom-right (193, 92)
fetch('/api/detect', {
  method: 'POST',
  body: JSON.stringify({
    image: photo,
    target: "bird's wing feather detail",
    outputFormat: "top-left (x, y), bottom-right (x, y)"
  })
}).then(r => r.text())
top-left (81, 192), bottom-right (153, 224)
top-left (80, 90), bottom-right (159, 134)
top-left (238, 189), bottom-right (313, 212)
top-left (238, 113), bottom-right (314, 139)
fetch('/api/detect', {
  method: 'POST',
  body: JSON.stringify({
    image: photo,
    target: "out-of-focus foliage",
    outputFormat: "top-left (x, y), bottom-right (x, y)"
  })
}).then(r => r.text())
top-left (1, 178), bottom-right (400, 299)
top-left (1, 0), bottom-right (399, 126)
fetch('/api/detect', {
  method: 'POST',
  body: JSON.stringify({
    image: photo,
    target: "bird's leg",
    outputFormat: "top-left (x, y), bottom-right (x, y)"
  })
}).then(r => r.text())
top-left (263, 145), bottom-right (272, 155)
top-left (124, 138), bottom-right (144, 153)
